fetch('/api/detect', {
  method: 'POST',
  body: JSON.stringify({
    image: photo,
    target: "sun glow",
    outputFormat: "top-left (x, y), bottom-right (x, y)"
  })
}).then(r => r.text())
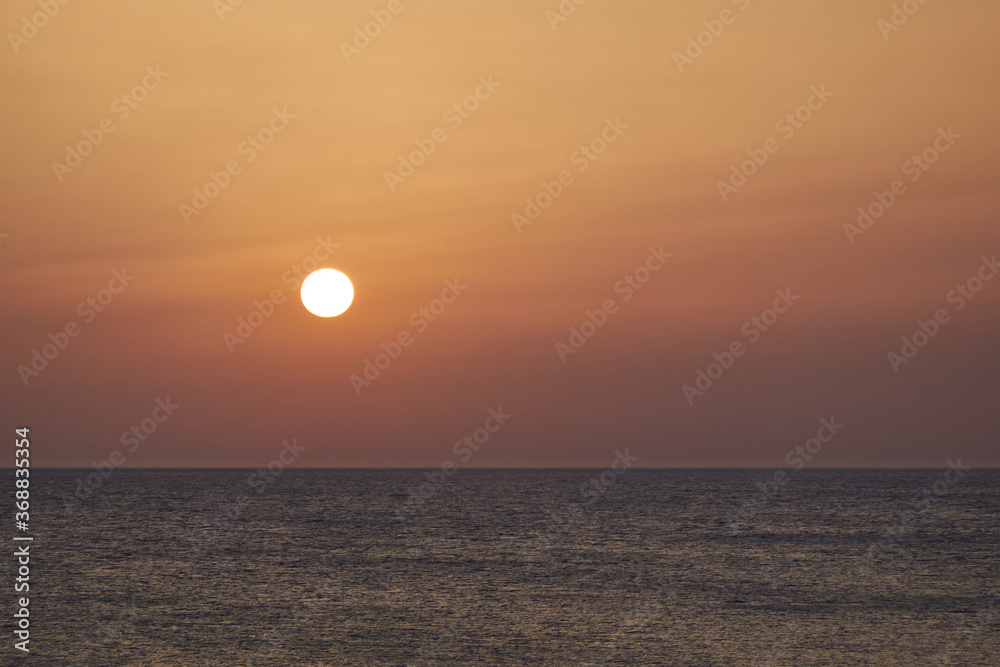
top-left (300, 269), bottom-right (354, 317)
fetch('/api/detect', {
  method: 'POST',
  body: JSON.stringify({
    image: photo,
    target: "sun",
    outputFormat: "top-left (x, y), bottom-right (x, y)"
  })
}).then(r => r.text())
top-left (300, 269), bottom-right (354, 317)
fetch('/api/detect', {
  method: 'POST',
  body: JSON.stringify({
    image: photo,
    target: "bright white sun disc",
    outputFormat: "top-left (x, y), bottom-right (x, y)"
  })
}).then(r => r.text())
top-left (300, 269), bottom-right (354, 317)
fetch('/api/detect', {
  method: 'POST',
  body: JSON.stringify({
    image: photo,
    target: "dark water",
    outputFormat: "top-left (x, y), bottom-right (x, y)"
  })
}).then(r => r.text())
top-left (13, 469), bottom-right (1000, 665)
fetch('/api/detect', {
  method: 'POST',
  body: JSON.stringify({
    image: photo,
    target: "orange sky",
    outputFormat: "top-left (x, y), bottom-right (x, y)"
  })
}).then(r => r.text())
top-left (2, 0), bottom-right (999, 468)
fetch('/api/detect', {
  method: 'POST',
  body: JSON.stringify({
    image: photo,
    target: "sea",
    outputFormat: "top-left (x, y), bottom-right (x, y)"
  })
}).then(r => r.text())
top-left (13, 468), bottom-right (999, 665)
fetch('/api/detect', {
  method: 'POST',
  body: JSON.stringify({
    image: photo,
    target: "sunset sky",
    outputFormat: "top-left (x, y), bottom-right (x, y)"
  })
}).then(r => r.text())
top-left (2, 0), bottom-right (998, 468)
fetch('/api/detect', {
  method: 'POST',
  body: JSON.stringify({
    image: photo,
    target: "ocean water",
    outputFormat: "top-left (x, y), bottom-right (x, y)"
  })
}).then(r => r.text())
top-left (16, 468), bottom-right (1000, 665)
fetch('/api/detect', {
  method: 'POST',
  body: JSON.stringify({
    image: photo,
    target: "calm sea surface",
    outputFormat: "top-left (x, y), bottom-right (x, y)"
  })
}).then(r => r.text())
top-left (15, 469), bottom-right (1000, 665)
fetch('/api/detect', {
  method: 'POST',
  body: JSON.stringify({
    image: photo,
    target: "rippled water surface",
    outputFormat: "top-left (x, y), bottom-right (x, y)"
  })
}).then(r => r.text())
top-left (18, 469), bottom-right (1000, 665)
